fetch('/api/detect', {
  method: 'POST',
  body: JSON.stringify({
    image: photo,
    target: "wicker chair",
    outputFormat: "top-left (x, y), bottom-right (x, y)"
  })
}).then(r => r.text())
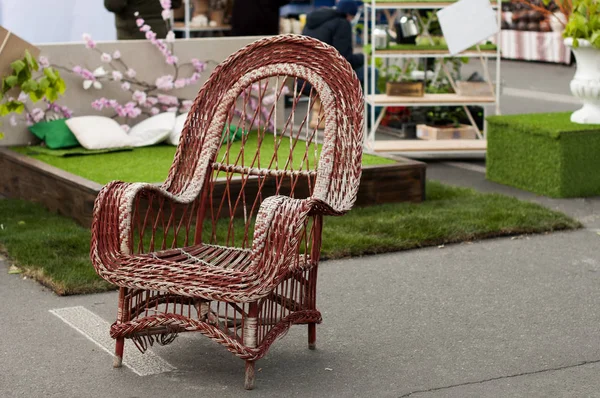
top-left (90, 34), bottom-right (364, 390)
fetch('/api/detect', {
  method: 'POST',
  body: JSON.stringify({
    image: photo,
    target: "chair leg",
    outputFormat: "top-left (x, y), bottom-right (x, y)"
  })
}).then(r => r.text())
top-left (308, 323), bottom-right (316, 350)
top-left (113, 337), bottom-right (124, 368)
top-left (244, 360), bottom-right (255, 390)
top-left (113, 287), bottom-right (128, 368)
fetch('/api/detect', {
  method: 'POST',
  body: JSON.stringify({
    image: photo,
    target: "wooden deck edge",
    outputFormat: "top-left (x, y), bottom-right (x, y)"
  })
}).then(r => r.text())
top-left (0, 148), bottom-right (102, 227)
top-left (0, 148), bottom-right (103, 193)
top-left (0, 149), bottom-right (426, 228)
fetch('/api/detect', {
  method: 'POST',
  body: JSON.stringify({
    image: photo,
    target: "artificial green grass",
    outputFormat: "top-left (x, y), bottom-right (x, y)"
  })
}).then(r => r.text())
top-left (488, 112), bottom-right (600, 138)
top-left (486, 112), bottom-right (600, 198)
top-left (0, 200), bottom-right (110, 295)
top-left (12, 134), bottom-right (395, 185)
top-left (12, 145), bottom-right (179, 185)
top-left (0, 180), bottom-right (579, 295)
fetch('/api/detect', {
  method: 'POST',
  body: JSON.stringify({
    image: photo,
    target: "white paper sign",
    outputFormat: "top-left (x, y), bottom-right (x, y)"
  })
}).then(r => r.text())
top-left (437, 0), bottom-right (499, 55)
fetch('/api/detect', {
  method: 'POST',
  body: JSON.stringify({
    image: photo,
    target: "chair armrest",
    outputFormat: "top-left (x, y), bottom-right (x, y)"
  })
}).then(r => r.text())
top-left (90, 180), bottom-right (189, 277)
top-left (249, 196), bottom-right (314, 281)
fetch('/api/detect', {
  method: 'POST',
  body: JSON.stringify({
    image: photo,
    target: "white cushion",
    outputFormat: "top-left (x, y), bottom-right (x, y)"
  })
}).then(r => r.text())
top-left (128, 112), bottom-right (175, 147)
top-left (167, 112), bottom-right (188, 146)
top-left (66, 116), bottom-right (132, 150)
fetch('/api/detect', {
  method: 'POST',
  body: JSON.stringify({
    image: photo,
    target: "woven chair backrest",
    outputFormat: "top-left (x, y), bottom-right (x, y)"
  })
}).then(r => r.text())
top-left (159, 35), bottom-right (364, 248)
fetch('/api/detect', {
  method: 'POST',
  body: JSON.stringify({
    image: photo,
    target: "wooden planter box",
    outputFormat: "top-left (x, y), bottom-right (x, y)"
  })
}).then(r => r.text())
top-left (456, 81), bottom-right (494, 97)
top-left (416, 124), bottom-right (477, 140)
top-left (386, 81), bottom-right (424, 97)
top-left (0, 148), bottom-right (427, 227)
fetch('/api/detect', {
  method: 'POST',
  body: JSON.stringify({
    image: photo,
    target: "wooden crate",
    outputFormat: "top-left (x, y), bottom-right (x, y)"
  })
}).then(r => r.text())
top-left (456, 81), bottom-right (493, 97)
top-left (386, 81), bottom-right (424, 97)
top-left (416, 124), bottom-right (477, 140)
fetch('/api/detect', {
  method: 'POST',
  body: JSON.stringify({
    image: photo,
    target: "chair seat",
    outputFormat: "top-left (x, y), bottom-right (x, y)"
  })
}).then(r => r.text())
top-left (145, 244), bottom-right (254, 271)
top-left (106, 244), bottom-right (311, 301)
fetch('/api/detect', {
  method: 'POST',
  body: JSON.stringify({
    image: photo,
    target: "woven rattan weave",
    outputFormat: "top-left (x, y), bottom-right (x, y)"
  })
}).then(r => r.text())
top-left (90, 34), bottom-right (364, 389)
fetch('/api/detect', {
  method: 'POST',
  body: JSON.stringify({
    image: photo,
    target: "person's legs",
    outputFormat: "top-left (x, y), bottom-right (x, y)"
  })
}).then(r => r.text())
top-left (355, 65), bottom-right (365, 87)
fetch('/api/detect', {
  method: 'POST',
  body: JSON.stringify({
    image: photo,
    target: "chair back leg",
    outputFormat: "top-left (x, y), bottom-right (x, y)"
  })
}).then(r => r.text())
top-left (308, 323), bottom-right (317, 350)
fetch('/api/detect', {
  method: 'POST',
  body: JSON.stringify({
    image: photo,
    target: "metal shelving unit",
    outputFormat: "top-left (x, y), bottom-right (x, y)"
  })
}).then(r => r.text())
top-left (172, 22), bottom-right (231, 38)
top-left (171, 0), bottom-right (232, 38)
top-left (363, 0), bottom-right (502, 156)
top-left (366, 93), bottom-right (496, 106)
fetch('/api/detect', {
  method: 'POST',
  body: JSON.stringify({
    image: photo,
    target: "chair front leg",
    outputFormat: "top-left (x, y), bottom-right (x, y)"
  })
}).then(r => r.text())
top-left (307, 266), bottom-right (318, 350)
top-left (113, 287), bottom-right (129, 368)
top-left (114, 337), bottom-right (125, 368)
top-left (244, 302), bottom-right (259, 390)
top-left (245, 361), bottom-right (256, 390)
top-left (307, 214), bottom-right (322, 350)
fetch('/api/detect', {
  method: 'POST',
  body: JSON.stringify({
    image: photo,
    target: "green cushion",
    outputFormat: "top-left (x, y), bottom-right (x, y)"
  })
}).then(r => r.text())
top-left (29, 119), bottom-right (79, 149)
top-left (222, 125), bottom-right (246, 143)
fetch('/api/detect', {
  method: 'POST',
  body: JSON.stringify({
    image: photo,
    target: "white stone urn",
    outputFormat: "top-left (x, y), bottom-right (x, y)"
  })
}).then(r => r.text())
top-left (565, 38), bottom-right (600, 124)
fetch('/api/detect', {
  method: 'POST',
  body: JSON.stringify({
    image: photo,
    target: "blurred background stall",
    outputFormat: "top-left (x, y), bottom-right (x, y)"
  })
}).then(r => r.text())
top-left (0, 0), bottom-right (116, 43)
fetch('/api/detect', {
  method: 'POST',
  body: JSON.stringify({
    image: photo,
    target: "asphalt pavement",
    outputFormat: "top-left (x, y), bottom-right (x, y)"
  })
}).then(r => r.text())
top-left (464, 59), bottom-right (579, 115)
top-left (2, 228), bottom-right (600, 397)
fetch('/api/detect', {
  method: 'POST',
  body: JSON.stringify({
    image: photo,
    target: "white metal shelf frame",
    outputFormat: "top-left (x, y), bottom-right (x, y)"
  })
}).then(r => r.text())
top-left (373, 50), bottom-right (498, 58)
top-left (364, 1), bottom-right (499, 9)
top-left (362, 0), bottom-right (502, 155)
top-left (365, 93), bottom-right (496, 106)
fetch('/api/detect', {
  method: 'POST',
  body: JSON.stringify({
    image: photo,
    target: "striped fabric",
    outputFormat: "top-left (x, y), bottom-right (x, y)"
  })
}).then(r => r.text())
top-left (491, 30), bottom-right (572, 65)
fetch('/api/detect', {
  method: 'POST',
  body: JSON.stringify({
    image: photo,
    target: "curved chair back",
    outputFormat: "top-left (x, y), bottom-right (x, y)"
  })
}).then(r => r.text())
top-left (161, 35), bottom-right (364, 248)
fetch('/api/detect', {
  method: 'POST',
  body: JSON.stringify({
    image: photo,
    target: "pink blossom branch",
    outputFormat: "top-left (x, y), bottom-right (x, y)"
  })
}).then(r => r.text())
top-left (91, 98), bottom-right (142, 119)
top-left (135, 14), bottom-right (178, 67)
top-left (38, 3), bottom-right (209, 126)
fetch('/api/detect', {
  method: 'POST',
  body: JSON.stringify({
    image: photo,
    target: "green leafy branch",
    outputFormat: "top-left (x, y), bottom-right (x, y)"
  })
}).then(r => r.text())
top-left (563, 0), bottom-right (600, 48)
top-left (0, 50), bottom-right (66, 119)
top-left (379, 59), bottom-right (420, 83)
top-left (426, 106), bottom-right (465, 127)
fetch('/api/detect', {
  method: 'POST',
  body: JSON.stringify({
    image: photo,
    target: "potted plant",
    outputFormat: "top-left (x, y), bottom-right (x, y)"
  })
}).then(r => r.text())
top-left (416, 106), bottom-right (478, 140)
top-left (455, 72), bottom-right (494, 97)
top-left (380, 60), bottom-right (424, 97)
top-left (561, 0), bottom-right (600, 123)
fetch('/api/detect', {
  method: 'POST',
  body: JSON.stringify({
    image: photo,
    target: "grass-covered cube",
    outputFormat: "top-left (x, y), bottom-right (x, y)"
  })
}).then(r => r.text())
top-left (486, 112), bottom-right (600, 198)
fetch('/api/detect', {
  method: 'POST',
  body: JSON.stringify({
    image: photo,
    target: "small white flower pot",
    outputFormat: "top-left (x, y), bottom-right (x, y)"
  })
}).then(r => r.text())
top-left (565, 38), bottom-right (600, 124)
